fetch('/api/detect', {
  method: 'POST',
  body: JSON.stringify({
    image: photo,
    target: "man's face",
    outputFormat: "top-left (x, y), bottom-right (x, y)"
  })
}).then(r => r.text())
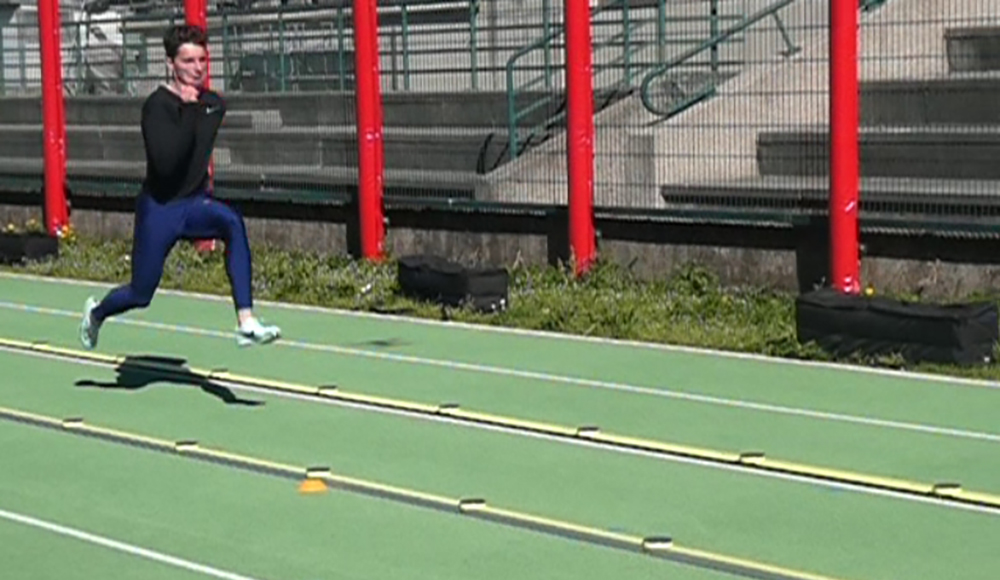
top-left (169, 42), bottom-right (207, 88)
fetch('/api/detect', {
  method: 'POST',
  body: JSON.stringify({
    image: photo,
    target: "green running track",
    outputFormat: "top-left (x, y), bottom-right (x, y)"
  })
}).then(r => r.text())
top-left (0, 272), bottom-right (997, 580)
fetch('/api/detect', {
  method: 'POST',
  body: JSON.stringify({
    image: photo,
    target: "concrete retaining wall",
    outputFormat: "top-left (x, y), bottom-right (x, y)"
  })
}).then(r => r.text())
top-left (2, 196), bottom-right (1000, 300)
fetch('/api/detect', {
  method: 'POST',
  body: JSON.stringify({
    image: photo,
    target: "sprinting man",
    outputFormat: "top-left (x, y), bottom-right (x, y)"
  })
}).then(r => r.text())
top-left (79, 24), bottom-right (280, 349)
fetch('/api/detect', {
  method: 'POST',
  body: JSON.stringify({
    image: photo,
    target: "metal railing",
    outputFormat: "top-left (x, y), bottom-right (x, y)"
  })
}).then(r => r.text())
top-left (639, 0), bottom-right (800, 118)
top-left (505, 0), bottom-right (744, 161)
top-left (639, 0), bottom-right (892, 118)
top-left (0, 0), bottom-right (496, 96)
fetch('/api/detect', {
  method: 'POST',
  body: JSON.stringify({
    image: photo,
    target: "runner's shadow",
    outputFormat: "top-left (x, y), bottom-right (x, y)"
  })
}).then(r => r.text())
top-left (74, 355), bottom-right (263, 407)
top-left (347, 338), bottom-right (410, 349)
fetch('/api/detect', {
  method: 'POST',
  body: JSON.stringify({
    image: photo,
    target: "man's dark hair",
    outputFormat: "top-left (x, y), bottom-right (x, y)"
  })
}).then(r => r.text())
top-left (163, 24), bottom-right (208, 59)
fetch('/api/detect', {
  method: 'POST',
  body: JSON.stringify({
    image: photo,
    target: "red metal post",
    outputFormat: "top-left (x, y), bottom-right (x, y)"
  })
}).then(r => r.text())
top-left (369, 0), bottom-right (385, 213)
top-left (54, 11), bottom-right (67, 218)
top-left (184, 0), bottom-right (209, 85)
top-left (564, 0), bottom-right (596, 275)
top-left (184, 0), bottom-right (205, 24)
top-left (829, 0), bottom-right (860, 293)
top-left (354, 0), bottom-right (386, 259)
top-left (38, 0), bottom-right (69, 236)
top-left (185, 0), bottom-right (217, 251)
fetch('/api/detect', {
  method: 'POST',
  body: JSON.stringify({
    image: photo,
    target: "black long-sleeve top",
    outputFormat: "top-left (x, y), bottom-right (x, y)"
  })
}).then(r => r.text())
top-left (140, 85), bottom-right (226, 203)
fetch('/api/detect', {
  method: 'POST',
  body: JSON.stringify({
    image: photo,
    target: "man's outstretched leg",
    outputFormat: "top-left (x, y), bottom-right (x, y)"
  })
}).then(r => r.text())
top-left (80, 194), bottom-right (180, 349)
top-left (182, 194), bottom-right (280, 346)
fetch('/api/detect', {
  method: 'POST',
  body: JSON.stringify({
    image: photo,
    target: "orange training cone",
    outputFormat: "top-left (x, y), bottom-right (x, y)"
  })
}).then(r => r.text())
top-left (298, 478), bottom-right (328, 494)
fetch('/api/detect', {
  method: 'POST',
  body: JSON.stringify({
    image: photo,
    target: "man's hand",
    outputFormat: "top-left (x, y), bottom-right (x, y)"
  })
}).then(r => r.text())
top-left (178, 83), bottom-right (200, 103)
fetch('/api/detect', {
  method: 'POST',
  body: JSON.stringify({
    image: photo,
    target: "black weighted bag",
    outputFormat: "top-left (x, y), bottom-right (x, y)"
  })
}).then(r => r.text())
top-left (397, 254), bottom-right (509, 313)
top-left (795, 287), bottom-right (998, 366)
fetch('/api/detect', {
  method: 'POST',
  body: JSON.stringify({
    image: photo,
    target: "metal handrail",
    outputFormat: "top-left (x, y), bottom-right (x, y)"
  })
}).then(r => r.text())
top-left (504, 0), bottom-right (747, 161)
top-left (638, 0), bottom-right (889, 117)
top-left (504, 26), bottom-right (561, 160)
top-left (504, 0), bottom-right (673, 161)
top-left (639, 0), bottom-right (800, 117)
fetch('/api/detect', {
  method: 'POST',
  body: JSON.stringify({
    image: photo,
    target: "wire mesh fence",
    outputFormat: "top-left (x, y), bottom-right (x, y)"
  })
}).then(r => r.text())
top-left (485, 0), bottom-right (748, 209)
top-left (1, 0), bottom-right (999, 235)
top-left (0, 0), bottom-right (494, 97)
top-left (636, 0), bottom-right (1000, 234)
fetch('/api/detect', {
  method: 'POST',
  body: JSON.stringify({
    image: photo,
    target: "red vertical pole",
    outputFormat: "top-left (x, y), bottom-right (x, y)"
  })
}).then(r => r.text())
top-left (829, 0), bottom-right (860, 293)
top-left (354, 0), bottom-right (385, 260)
top-left (369, 1), bottom-right (385, 213)
top-left (53, 7), bottom-right (67, 216)
top-left (185, 0), bottom-right (217, 252)
top-left (38, 0), bottom-right (69, 236)
top-left (565, 0), bottom-right (596, 276)
top-left (184, 0), bottom-right (209, 85)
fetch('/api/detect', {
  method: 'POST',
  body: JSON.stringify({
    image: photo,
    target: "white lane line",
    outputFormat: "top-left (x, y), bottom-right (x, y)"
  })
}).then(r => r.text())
top-left (0, 507), bottom-right (268, 580)
top-left (0, 300), bottom-right (998, 445)
top-left (3, 269), bottom-right (1000, 391)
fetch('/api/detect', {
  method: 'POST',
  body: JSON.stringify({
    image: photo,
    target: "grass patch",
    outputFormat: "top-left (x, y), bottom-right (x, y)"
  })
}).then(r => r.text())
top-left (4, 231), bottom-right (1000, 382)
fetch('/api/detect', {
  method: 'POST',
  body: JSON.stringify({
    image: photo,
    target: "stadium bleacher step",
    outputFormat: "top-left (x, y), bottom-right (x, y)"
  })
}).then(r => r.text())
top-left (0, 90), bottom-right (558, 130)
top-left (221, 110), bottom-right (282, 130)
top-left (660, 175), bottom-right (1000, 223)
top-left (0, 124), bottom-right (512, 175)
top-left (218, 125), bottom-right (512, 174)
top-left (862, 76), bottom-right (1000, 126)
top-left (756, 126), bottom-right (1000, 180)
top-left (0, 157), bottom-right (489, 200)
top-left (945, 26), bottom-right (1000, 73)
top-left (0, 95), bottom-right (282, 129)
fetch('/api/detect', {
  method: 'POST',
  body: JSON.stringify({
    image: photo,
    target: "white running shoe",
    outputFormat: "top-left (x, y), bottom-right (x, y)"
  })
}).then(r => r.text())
top-left (80, 296), bottom-right (101, 350)
top-left (236, 317), bottom-right (281, 347)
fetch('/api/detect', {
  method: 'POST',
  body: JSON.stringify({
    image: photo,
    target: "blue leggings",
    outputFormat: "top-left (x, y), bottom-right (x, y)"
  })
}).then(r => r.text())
top-left (92, 191), bottom-right (253, 322)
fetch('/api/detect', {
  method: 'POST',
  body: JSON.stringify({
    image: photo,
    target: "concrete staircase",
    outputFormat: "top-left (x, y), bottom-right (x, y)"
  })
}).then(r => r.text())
top-left (658, 0), bottom-right (1000, 229)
